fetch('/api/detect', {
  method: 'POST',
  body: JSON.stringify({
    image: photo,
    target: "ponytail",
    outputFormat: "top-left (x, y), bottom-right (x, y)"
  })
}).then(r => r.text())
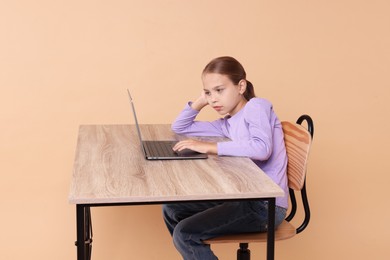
top-left (244, 80), bottom-right (256, 101)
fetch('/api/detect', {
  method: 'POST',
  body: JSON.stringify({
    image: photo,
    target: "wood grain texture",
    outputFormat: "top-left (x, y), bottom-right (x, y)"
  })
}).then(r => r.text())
top-left (281, 121), bottom-right (312, 190)
top-left (69, 124), bottom-right (284, 204)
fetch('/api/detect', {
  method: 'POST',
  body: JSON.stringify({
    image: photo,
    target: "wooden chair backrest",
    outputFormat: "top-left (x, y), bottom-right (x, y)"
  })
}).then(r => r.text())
top-left (282, 121), bottom-right (312, 191)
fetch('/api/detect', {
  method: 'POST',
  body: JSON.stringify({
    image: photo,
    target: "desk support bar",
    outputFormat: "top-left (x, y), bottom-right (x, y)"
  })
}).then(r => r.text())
top-left (266, 198), bottom-right (276, 260)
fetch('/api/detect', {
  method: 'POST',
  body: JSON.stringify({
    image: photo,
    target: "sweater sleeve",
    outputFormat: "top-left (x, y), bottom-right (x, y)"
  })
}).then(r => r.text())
top-left (171, 102), bottom-right (225, 137)
top-left (217, 99), bottom-right (274, 161)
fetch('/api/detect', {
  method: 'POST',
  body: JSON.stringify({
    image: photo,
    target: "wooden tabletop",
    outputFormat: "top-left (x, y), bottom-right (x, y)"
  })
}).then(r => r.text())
top-left (68, 124), bottom-right (284, 204)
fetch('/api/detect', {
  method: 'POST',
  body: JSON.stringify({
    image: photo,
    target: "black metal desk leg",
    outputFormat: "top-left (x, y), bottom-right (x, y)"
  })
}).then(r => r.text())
top-left (267, 198), bottom-right (276, 260)
top-left (76, 205), bottom-right (90, 260)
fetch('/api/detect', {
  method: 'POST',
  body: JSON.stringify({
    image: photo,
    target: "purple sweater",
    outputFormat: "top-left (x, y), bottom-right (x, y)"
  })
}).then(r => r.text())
top-left (171, 98), bottom-right (288, 208)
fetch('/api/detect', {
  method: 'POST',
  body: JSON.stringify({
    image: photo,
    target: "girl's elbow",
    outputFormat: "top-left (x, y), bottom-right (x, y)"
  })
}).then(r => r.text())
top-left (251, 153), bottom-right (271, 161)
top-left (171, 124), bottom-right (180, 133)
top-left (250, 146), bottom-right (272, 161)
top-left (171, 123), bottom-right (186, 134)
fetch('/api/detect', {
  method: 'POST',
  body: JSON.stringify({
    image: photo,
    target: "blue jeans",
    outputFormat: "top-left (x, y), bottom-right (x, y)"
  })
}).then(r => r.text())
top-left (162, 201), bottom-right (286, 260)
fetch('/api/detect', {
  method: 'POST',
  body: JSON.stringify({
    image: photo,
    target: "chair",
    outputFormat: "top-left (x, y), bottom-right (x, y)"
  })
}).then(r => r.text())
top-left (204, 115), bottom-right (314, 260)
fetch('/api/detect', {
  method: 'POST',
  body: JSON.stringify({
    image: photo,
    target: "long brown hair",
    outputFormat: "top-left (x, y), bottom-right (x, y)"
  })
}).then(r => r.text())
top-left (202, 56), bottom-right (256, 101)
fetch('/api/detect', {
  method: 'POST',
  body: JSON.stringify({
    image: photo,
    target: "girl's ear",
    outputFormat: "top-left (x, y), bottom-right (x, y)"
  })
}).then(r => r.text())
top-left (238, 79), bottom-right (247, 95)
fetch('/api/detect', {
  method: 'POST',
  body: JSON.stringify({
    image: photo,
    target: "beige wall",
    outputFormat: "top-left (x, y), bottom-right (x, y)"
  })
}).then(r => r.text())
top-left (1, 0), bottom-right (389, 259)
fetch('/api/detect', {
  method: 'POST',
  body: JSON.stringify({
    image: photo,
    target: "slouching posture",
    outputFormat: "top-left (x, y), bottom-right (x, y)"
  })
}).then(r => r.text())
top-left (163, 56), bottom-right (287, 260)
top-left (171, 98), bottom-right (288, 208)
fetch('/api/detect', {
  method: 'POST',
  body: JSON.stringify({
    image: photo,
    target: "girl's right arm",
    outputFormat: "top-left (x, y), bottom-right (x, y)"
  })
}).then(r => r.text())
top-left (171, 95), bottom-right (224, 137)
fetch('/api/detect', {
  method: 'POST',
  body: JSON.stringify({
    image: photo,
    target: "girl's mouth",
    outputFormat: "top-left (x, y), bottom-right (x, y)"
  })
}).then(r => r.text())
top-left (213, 106), bottom-right (222, 111)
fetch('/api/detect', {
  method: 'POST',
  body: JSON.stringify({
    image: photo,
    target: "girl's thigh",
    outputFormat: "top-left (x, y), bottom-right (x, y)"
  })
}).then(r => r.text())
top-left (176, 201), bottom-right (268, 239)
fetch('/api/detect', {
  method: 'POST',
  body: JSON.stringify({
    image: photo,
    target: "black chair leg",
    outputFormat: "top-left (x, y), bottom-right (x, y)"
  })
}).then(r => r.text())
top-left (237, 243), bottom-right (250, 260)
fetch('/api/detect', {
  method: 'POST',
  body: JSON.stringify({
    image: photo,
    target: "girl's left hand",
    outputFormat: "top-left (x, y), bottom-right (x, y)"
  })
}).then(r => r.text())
top-left (173, 139), bottom-right (217, 154)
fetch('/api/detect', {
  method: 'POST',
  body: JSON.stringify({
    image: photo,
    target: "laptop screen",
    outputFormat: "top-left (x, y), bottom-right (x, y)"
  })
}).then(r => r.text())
top-left (127, 89), bottom-right (147, 157)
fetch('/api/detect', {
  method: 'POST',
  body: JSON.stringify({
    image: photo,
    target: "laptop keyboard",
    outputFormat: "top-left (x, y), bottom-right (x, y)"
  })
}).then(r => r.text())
top-left (143, 141), bottom-right (177, 157)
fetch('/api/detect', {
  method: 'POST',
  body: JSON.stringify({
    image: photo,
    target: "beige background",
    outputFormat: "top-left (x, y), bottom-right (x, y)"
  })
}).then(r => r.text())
top-left (1, 0), bottom-right (389, 259)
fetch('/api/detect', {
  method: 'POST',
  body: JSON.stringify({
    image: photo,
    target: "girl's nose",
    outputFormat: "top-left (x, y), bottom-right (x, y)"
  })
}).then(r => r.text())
top-left (210, 94), bottom-right (217, 103)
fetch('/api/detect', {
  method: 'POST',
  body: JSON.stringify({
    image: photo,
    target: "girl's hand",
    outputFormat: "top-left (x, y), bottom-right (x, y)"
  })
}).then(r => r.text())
top-left (173, 139), bottom-right (217, 154)
top-left (191, 92), bottom-right (209, 111)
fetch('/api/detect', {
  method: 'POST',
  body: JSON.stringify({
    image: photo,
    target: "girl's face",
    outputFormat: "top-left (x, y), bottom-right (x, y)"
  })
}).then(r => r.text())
top-left (202, 73), bottom-right (247, 116)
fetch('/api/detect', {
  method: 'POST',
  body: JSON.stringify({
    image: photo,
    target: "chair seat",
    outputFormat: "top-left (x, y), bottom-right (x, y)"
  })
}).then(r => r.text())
top-left (203, 220), bottom-right (296, 245)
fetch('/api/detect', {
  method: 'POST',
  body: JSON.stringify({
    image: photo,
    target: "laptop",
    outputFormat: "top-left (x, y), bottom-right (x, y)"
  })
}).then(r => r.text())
top-left (127, 89), bottom-right (208, 160)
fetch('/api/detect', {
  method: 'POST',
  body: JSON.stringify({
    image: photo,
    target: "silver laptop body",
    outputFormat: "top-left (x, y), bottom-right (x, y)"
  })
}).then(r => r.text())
top-left (127, 89), bottom-right (208, 160)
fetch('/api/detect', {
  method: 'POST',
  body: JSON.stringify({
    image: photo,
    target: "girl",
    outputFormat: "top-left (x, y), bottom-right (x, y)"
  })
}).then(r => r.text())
top-left (163, 56), bottom-right (288, 260)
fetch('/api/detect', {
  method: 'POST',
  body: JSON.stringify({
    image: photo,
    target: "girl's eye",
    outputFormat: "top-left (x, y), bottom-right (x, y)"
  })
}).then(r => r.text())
top-left (204, 91), bottom-right (211, 96)
top-left (216, 88), bottom-right (223, 93)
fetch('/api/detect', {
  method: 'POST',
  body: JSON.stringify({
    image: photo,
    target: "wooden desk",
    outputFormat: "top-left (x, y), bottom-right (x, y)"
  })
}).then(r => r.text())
top-left (69, 124), bottom-right (284, 260)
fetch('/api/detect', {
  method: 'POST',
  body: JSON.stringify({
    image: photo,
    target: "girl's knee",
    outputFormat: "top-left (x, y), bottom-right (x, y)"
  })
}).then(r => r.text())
top-left (172, 224), bottom-right (187, 249)
top-left (172, 221), bottom-right (195, 243)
